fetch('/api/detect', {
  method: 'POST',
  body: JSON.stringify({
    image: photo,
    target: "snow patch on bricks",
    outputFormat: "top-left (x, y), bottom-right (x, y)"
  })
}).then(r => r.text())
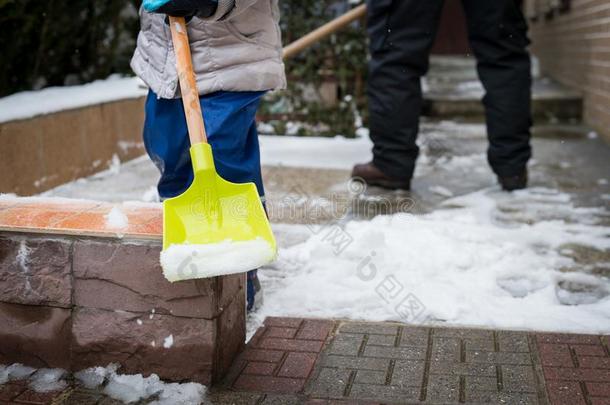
top-left (0, 363), bottom-right (207, 404)
top-left (0, 364), bottom-right (66, 393)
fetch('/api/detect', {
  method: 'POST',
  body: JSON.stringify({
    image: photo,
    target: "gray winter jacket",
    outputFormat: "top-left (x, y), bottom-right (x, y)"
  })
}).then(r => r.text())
top-left (130, 0), bottom-right (286, 99)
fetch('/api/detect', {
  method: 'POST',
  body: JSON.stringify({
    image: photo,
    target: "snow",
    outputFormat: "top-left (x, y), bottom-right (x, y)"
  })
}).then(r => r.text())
top-left (429, 185), bottom-right (454, 198)
top-left (74, 364), bottom-right (117, 390)
top-left (259, 135), bottom-right (372, 170)
top-left (160, 238), bottom-right (276, 282)
top-left (100, 366), bottom-right (206, 404)
top-left (28, 368), bottom-right (67, 393)
top-left (0, 364), bottom-right (35, 384)
top-left (163, 335), bottom-right (174, 349)
top-left (104, 372), bottom-right (164, 403)
top-left (105, 206), bottom-right (129, 229)
top-left (251, 187), bottom-right (610, 335)
top-left (0, 75), bottom-right (147, 123)
top-left (74, 364), bottom-right (207, 404)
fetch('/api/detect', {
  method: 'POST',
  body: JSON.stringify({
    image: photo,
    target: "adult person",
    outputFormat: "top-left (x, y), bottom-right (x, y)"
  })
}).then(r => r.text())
top-left (352, 1), bottom-right (532, 191)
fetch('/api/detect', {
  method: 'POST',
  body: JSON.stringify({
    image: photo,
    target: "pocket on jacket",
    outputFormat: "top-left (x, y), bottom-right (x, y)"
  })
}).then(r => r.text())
top-left (225, 21), bottom-right (258, 44)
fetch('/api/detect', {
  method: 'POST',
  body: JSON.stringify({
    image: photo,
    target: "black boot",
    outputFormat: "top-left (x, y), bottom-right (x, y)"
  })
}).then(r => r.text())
top-left (498, 170), bottom-right (527, 191)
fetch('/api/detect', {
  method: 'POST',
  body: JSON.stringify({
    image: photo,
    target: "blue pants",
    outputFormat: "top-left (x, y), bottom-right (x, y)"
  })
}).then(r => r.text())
top-left (143, 90), bottom-right (265, 310)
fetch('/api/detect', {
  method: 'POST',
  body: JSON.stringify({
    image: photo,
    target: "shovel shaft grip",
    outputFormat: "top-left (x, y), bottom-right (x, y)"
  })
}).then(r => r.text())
top-left (169, 16), bottom-right (208, 145)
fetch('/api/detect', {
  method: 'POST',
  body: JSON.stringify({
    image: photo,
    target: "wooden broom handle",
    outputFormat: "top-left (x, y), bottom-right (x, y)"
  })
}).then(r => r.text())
top-left (169, 16), bottom-right (207, 145)
top-left (168, 5), bottom-right (367, 144)
top-left (283, 4), bottom-right (367, 60)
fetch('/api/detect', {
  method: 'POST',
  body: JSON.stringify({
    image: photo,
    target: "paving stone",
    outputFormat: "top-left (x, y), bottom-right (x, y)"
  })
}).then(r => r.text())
top-left (498, 331), bottom-right (531, 353)
top-left (259, 394), bottom-right (303, 405)
top-left (538, 343), bottom-right (574, 367)
top-left (0, 383), bottom-right (26, 401)
top-left (464, 375), bottom-right (498, 392)
top-left (265, 317), bottom-right (304, 328)
top-left (296, 320), bottom-right (335, 341)
top-left (339, 323), bottom-right (399, 335)
top-left (362, 345), bottom-right (426, 360)
top-left (233, 375), bottom-right (305, 394)
top-left (398, 327), bottom-right (429, 347)
top-left (544, 367), bottom-right (610, 382)
top-left (244, 361), bottom-right (277, 376)
top-left (206, 390), bottom-right (263, 405)
top-left (366, 334), bottom-right (395, 346)
top-left (266, 326), bottom-right (298, 339)
top-left (464, 390), bottom-right (539, 404)
top-left (433, 327), bottom-right (493, 340)
top-left (502, 365), bottom-right (538, 393)
top-left (257, 337), bottom-right (324, 353)
top-left (577, 356), bottom-right (610, 369)
top-left (572, 344), bottom-right (606, 356)
top-left (536, 333), bottom-right (599, 345)
top-left (430, 336), bottom-right (460, 361)
top-left (466, 350), bottom-right (532, 365)
top-left (463, 337), bottom-right (495, 352)
top-left (348, 384), bottom-right (420, 403)
top-left (545, 380), bottom-right (587, 405)
top-left (390, 360), bottom-right (425, 388)
top-left (429, 361), bottom-right (497, 377)
top-left (307, 368), bottom-right (351, 399)
top-left (354, 370), bottom-right (387, 385)
top-left (12, 388), bottom-right (66, 404)
top-left (587, 382), bottom-right (610, 397)
top-left (425, 374), bottom-right (460, 403)
top-left (322, 355), bottom-right (390, 371)
top-left (327, 334), bottom-right (363, 357)
top-left (278, 352), bottom-right (317, 379)
top-left (242, 349), bottom-right (285, 363)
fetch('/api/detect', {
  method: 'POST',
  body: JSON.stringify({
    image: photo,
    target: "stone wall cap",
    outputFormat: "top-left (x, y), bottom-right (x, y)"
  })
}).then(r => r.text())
top-left (0, 196), bottom-right (161, 241)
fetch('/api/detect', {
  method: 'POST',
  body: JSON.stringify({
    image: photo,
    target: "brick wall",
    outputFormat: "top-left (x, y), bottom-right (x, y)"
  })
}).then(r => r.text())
top-left (527, 0), bottom-right (610, 140)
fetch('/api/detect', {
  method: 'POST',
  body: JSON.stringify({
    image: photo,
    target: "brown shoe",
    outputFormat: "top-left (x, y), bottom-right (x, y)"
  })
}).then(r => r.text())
top-left (351, 162), bottom-right (411, 190)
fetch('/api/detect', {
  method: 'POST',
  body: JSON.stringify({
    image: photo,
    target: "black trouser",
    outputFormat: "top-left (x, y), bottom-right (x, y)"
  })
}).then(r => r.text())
top-left (366, 0), bottom-right (532, 180)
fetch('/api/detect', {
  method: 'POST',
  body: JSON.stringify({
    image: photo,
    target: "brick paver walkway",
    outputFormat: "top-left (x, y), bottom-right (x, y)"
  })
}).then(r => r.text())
top-left (2, 317), bottom-right (609, 404)
top-left (213, 318), bottom-right (609, 405)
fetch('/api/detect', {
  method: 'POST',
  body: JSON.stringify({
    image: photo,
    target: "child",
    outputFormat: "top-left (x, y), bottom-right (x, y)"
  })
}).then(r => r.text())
top-left (131, 0), bottom-right (286, 310)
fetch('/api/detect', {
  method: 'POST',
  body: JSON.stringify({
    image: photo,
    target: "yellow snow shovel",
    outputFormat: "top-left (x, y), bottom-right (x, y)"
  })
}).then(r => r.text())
top-left (160, 16), bottom-right (276, 282)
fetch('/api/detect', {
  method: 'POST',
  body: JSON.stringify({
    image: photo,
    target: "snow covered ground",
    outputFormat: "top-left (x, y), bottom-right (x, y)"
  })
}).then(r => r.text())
top-left (251, 187), bottom-right (610, 337)
top-left (38, 130), bottom-right (610, 336)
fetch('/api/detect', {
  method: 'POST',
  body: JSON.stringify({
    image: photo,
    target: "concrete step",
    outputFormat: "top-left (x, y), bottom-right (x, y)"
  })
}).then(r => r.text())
top-left (423, 56), bottom-right (582, 122)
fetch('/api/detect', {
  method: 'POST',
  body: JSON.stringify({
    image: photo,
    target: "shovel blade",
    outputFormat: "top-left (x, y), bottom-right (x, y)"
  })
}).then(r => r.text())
top-left (162, 143), bottom-right (276, 278)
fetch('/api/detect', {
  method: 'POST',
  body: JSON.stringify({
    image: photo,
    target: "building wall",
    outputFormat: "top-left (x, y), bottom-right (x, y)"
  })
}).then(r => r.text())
top-left (527, 0), bottom-right (610, 139)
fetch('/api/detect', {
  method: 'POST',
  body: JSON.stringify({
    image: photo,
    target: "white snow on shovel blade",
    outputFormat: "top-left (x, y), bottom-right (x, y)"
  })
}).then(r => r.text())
top-left (160, 239), bottom-right (275, 282)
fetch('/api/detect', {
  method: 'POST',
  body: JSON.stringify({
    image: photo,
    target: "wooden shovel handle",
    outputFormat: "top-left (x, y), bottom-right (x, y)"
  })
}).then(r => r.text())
top-left (283, 4), bottom-right (367, 60)
top-left (169, 16), bottom-right (207, 145)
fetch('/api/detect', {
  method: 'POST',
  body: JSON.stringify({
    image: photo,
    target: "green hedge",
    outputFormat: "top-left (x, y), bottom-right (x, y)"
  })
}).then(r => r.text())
top-left (0, 0), bottom-right (368, 135)
top-left (0, 0), bottom-right (141, 96)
